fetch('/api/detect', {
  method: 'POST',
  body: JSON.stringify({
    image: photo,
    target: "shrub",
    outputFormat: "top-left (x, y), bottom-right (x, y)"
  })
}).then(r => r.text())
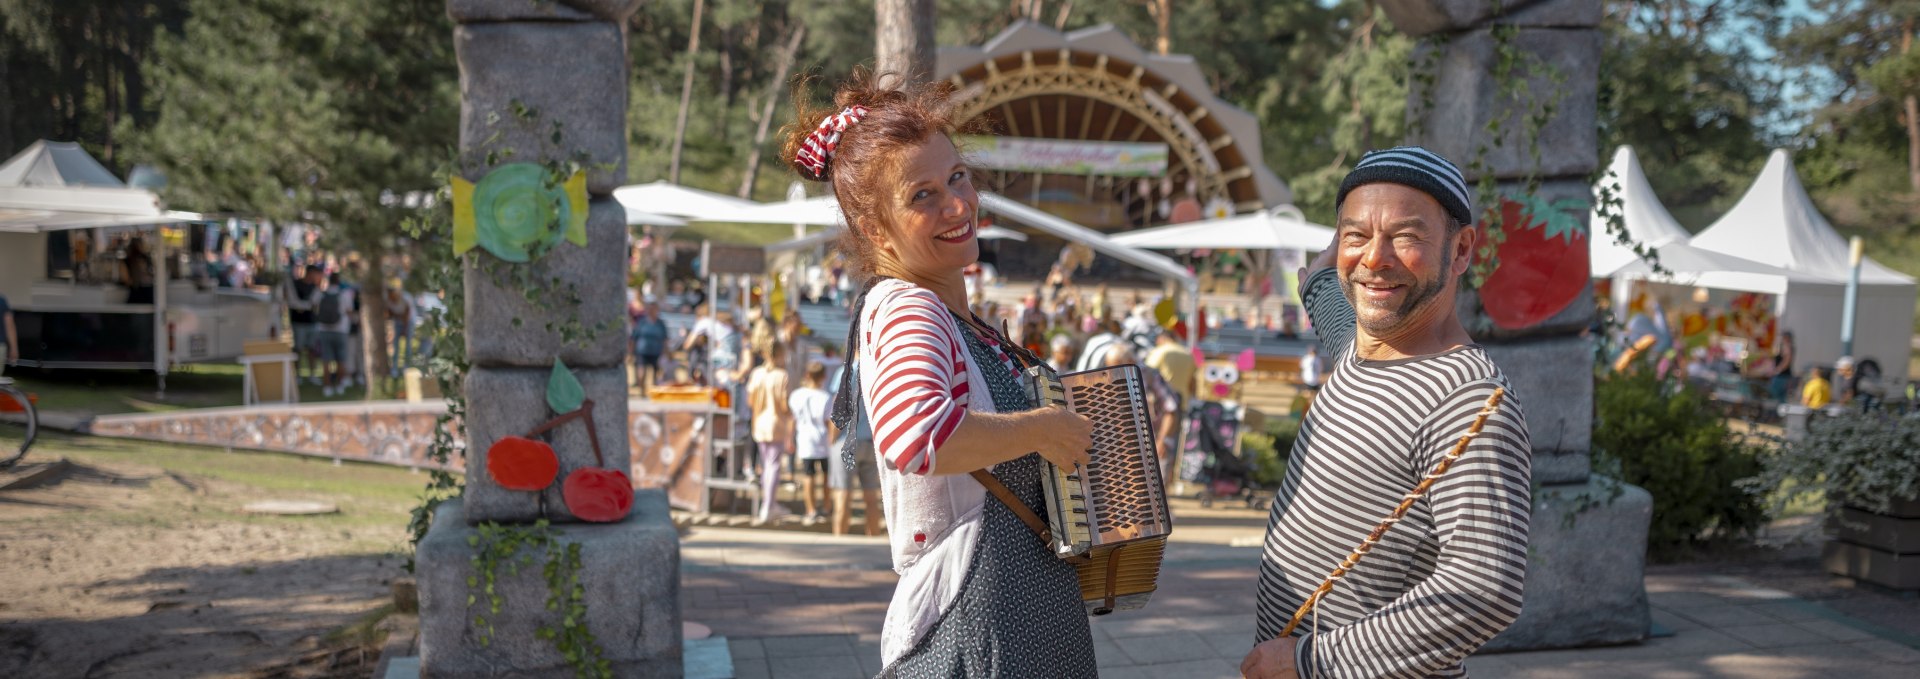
top-left (1593, 365), bottom-right (1770, 559)
top-left (1745, 412), bottom-right (1920, 519)
top-left (1241, 416), bottom-right (1300, 487)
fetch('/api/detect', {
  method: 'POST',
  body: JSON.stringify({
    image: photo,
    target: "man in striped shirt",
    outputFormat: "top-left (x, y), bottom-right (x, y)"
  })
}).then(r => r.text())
top-left (1242, 147), bottom-right (1533, 679)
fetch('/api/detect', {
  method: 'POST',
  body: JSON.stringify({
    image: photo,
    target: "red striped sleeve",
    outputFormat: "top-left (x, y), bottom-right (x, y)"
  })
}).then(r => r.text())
top-left (862, 284), bottom-right (969, 475)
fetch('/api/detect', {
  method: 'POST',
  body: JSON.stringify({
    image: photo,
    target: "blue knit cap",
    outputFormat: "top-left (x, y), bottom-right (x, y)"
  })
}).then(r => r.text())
top-left (1335, 146), bottom-right (1474, 226)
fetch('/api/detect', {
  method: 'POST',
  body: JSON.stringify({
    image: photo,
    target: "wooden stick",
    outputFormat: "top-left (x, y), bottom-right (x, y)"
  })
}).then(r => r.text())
top-left (522, 398), bottom-right (605, 467)
top-left (1277, 388), bottom-right (1506, 639)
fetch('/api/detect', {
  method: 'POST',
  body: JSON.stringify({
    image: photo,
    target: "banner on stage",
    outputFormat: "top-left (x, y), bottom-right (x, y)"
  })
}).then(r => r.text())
top-left (958, 135), bottom-right (1170, 177)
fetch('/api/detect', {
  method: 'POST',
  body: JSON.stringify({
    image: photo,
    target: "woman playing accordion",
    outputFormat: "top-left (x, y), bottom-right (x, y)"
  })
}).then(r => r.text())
top-left (782, 70), bottom-right (1099, 678)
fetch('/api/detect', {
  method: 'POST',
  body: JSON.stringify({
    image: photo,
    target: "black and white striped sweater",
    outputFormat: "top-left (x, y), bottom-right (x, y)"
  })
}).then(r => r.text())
top-left (1257, 268), bottom-right (1533, 678)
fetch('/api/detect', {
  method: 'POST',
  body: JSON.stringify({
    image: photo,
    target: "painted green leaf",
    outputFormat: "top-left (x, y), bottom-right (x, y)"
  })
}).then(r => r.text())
top-left (547, 358), bottom-right (584, 414)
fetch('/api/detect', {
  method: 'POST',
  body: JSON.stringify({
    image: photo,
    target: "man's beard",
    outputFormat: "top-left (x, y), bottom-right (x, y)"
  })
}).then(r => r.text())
top-left (1341, 241), bottom-right (1452, 336)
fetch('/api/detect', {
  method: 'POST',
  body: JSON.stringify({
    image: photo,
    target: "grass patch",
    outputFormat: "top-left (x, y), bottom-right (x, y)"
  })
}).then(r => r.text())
top-left (26, 431), bottom-right (439, 540)
top-left (5, 363), bottom-right (406, 417)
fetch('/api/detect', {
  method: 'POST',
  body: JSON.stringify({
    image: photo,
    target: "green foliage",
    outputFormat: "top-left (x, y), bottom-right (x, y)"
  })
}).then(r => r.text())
top-left (0, 0), bottom-right (189, 168)
top-left (1240, 416), bottom-right (1300, 488)
top-left (1599, 0), bottom-right (1782, 230)
top-left (1746, 412), bottom-right (1920, 520)
top-left (1593, 363), bottom-right (1770, 559)
top-left (467, 521), bottom-right (611, 679)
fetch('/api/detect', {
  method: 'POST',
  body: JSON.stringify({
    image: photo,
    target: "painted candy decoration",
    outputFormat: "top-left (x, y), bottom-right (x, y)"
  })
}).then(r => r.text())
top-left (452, 163), bottom-right (589, 262)
top-left (563, 468), bottom-right (633, 522)
top-left (486, 435), bottom-right (559, 491)
top-left (1475, 195), bottom-right (1591, 330)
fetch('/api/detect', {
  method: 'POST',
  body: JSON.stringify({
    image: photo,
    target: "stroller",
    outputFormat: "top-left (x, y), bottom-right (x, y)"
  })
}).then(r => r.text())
top-left (1179, 401), bottom-right (1269, 510)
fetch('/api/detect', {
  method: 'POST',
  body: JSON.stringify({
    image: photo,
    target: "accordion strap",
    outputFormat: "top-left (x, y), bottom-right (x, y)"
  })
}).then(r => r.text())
top-left (971, 469), bottom-right (1052, 546)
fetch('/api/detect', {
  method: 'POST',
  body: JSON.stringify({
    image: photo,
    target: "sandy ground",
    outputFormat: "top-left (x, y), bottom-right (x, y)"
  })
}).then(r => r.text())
top-left (0, 444), bottom-right (409, 679)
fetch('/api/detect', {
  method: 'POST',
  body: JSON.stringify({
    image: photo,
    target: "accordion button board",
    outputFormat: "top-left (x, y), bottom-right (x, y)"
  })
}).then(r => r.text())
top-left (1027, 364), bottom-right (1174, 615)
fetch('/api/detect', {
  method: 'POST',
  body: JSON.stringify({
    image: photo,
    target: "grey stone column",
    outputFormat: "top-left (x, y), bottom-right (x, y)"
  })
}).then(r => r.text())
top-left (1380, 0), bottom-right (1653, 651)
top-left (417, 1), bottom-right (683, 676)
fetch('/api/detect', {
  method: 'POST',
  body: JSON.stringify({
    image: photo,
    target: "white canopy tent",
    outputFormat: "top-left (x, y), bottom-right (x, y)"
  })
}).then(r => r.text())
top-left (1687, 149), bottom-right (1918, 372)
top-left (611, 181), bottom-right (756, 221)
top-left (1590, 146), bottom-right (1786, 282)
top-left (1106, 207), bottom-right (1334, 251)
top-left (1589, 146), bottom-right (1807, 325)
top-left (692, 195), bottom-right (842, 227)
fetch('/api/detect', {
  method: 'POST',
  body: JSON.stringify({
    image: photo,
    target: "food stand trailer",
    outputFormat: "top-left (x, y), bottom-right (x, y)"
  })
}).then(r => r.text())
top-left (0, 141), bottom-right (275, 391)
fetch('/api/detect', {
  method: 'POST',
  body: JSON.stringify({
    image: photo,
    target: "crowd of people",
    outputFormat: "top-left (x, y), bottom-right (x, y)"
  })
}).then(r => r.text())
top-left (630, 272), bottom-right (1228, 534)
top-left (282, 255), bottom-right (444, 397)
top-left (1612, 297), bottom-right (1898, 416)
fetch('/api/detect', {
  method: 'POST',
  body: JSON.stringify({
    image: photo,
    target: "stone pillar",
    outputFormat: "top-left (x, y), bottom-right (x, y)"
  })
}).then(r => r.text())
top-left (1379, 0), bottom-right (1653, 651)
top-left (417, 1), bottom-right (682, 676)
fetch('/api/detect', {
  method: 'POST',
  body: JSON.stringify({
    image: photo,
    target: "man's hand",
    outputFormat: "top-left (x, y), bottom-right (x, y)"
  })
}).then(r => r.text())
top-left (1240, 636), bottom-right (1300, 679)
top-left (1299, 232), bottom-right (1339, 292)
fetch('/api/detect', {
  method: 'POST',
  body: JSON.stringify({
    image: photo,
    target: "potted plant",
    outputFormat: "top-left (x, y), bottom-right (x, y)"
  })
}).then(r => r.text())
top-left (1748, 411), bottom-right (1920, 590)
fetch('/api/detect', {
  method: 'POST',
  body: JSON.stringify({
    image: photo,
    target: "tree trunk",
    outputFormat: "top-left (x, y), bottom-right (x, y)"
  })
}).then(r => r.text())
top-left (668, 0), bottom-right (706, 184)
top-left (359, 258), bottom-right (392, 400)
top-left (875, 0), bottom-right (936, 85)
top-left (1905, 20), bottom-right (1919, 193)
top-left (1151, 0), bottom-right (1171, 55)
top-left (739, 25), bottom-right (808, 199)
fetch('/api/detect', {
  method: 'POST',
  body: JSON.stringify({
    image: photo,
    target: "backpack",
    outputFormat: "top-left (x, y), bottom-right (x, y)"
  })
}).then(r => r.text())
top-left (315, 290), bottom-right (345, 325)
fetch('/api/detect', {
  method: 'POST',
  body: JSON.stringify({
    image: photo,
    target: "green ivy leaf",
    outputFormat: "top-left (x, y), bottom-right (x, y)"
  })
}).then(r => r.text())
top-left (548, 358), bottom-right (585, 414)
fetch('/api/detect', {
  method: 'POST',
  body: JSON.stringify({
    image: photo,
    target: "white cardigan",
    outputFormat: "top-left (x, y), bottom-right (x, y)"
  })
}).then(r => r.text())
top-left (857, 278), bottom-right (1004, 665)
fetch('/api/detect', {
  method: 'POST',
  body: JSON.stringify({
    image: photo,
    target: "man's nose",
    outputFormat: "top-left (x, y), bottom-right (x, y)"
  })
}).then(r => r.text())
top-left (1358, 233), bottom-right (1394, 272)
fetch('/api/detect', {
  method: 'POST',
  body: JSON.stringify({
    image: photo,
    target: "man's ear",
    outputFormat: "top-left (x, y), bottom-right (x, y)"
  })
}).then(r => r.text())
top-left (1450, 223), bottom-right (1479, 278)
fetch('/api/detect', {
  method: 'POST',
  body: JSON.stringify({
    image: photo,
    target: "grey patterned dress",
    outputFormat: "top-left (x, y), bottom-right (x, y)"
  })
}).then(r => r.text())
top-left (876, 323), bottom-right (1099, 679)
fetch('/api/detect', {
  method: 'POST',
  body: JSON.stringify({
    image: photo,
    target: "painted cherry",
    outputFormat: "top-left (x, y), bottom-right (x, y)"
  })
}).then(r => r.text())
top-left (486, 436), bottom-right (559, 491)
top-left (563, 468), bottom-right (633, 522)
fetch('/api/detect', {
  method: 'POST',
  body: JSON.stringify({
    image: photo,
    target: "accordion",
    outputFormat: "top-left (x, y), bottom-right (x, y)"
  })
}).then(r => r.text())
top-left (1027, 364), bottom-right (1173, 615)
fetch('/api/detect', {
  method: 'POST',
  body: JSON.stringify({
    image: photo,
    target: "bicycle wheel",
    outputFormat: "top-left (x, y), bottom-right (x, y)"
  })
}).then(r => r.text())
top-left (0, 384), bottom-right (36, 469)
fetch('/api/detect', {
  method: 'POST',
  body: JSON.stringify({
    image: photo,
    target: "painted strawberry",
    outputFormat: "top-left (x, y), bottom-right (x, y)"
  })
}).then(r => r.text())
top-left (1476, 194), bottom-right (1590, 330)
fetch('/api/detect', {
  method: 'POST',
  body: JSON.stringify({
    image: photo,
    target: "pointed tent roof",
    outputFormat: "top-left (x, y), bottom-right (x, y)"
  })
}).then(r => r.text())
top-left (0, 140), bottom-right (127, 188)
top-left (1590, 146), bottom-right (1788, 280)
top-left (1691, 149), bottom-right (1914, 285)
top-left (0, 140), bottom-right (198, 233)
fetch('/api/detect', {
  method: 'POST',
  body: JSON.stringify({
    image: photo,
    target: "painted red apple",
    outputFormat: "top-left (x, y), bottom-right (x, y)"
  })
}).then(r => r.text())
top-left (486, 436), bottom-right (559, 491)
top-left (563, 468), bottom-right (633, 522)
top-left (1476, 195), bottom-right (1590, 329)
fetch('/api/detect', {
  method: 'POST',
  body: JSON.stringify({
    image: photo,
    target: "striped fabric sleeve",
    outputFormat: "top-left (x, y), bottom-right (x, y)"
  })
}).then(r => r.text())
top-left (1300, 379), bottom-right (1532, 679)
top-left (1301, 267), bottom-right (1355, 361)
top-left (862, 285), bottom-right (970, 475)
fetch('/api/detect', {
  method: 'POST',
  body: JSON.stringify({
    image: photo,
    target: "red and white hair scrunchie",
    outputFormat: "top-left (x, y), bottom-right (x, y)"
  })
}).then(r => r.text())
top-left (795, 105), bottom-right (869, 181)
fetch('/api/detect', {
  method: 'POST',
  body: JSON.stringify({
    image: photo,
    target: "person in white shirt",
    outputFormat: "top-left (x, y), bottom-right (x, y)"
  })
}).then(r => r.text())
top-left (788, 361), bottom-right (835, 524)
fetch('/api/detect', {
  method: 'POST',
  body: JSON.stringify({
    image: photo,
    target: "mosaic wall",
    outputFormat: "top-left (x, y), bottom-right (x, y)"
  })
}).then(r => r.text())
top-left (89, 400), bottom-right (730, 511)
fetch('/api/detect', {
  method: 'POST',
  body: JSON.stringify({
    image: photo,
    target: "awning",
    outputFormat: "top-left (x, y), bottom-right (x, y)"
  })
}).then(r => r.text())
top-left (981, 192), bottom-right (1195, 288)
top-left (1107, 208), bottom-right (1333, 251)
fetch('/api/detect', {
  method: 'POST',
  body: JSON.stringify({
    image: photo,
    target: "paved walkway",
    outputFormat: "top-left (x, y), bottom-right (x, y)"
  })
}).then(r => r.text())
top-left (683, 519), bottom-right (1920, 679)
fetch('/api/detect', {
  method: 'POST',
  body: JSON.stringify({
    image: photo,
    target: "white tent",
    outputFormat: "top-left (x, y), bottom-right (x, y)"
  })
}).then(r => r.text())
top-left (1688, 149), bottom-right (1918, 372)
top-left (0, 141), bottom-right (201, 233)
top-left (1106, 207), bottom-right (1333, 251)
top-left (1589, 146), bottom-right (1806, 326)
top-left (1590, 146), bottom-right (1785, 281)
top-left (692, 195), bottom-right (842, 226)
top-left (611, 181), bottom-right (756, 222)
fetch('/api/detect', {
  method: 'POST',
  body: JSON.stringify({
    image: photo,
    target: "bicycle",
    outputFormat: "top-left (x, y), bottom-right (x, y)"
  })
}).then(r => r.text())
top-left (0, 376), bottom-right (37, 469)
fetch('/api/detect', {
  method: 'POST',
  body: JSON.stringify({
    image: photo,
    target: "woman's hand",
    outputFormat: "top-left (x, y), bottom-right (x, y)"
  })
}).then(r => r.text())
top-left (1028, 406), bottom-right (1093, 470)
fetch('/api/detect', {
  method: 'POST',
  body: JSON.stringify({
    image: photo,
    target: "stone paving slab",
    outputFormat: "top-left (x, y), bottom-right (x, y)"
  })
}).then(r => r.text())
top-left (678, 527), bottom-right (1920, 678)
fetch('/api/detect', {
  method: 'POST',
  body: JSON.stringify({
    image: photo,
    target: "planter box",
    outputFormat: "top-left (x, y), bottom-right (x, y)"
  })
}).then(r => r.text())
top-left (1824, 540), bottom-right (1920, 590)
top-left (1832, 507), bottom-right (1920, 554)
top-left (1884, 496), bottom-right (1920, 519)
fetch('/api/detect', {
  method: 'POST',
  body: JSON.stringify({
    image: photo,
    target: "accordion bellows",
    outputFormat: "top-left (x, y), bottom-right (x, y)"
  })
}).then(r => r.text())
top-left (1028, 364), bottom-right (1173, 615)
